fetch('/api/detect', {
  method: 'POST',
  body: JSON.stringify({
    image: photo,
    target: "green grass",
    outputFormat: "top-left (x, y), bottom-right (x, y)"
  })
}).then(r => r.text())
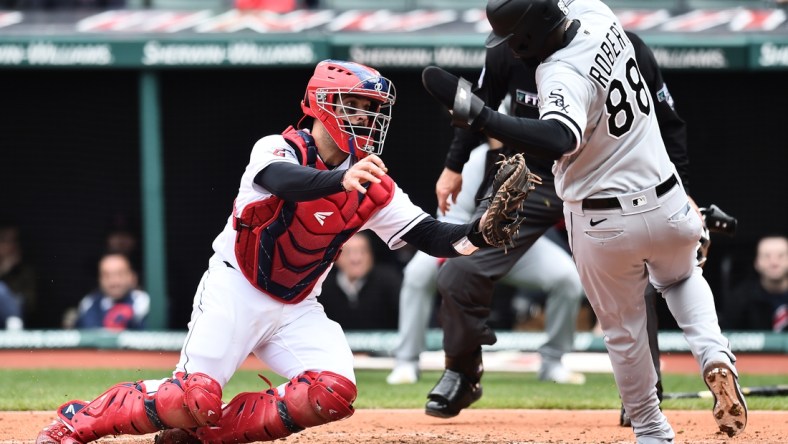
top-left (2, 368), bottom-right (786, 411)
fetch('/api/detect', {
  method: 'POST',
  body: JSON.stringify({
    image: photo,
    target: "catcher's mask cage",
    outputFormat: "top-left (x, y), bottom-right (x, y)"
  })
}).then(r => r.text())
top-left (301, 59), bottom-right (396, 158)
top-left (485, 0), bottom-right (569, 59)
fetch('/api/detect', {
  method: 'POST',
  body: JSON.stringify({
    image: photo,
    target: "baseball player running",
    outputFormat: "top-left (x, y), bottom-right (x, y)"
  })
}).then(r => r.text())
top-left (387, 137), bottom-right (585, 385)
top-left (424, 0), bottom-right (694, 424)
top-left (35, 59), bottom-right (507, 444)
top-left (423, 0), bottom-right (747, 442)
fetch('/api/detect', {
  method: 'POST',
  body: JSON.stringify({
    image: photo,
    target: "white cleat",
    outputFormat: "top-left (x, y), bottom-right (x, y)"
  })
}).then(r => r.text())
top-left (386, 362), bottom-right (419, 385)
top-left (704, 362), bottom-right (748, 437)
top-left (539, 363), bottom-right (586, 385)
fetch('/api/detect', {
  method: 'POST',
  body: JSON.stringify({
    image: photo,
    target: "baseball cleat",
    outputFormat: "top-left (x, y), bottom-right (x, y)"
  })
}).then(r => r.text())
top-left (703, 362), bottom-right (747, 437)
top-left (619, 404), bottom-right (632, 427)
top-left (154, 428), bottom-right (202, 444)
top-left (539, 363), bottom-right (586, 385)
top-left (35, 419), bottom-right (77, 444)
top-left (386, 362), bottom-right (420, 385)
top-left (425, 369), bottom-right (483, 418)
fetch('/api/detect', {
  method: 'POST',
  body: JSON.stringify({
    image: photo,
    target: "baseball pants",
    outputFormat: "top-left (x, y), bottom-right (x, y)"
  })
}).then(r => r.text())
top-left (564, 181), bottom-right (735, 441)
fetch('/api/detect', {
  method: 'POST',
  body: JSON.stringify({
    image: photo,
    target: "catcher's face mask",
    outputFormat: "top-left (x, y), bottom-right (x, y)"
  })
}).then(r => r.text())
top-left (301, 60), bottom-right (395, 158)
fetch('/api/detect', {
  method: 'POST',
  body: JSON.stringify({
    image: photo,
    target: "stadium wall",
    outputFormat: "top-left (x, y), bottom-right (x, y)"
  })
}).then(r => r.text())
top-left (1, 6), bottom-right (786, 330)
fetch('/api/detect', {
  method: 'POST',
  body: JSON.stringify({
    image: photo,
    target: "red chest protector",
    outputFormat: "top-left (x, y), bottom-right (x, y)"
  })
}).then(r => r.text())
top-left (233, 126), bottom-right (395, 303)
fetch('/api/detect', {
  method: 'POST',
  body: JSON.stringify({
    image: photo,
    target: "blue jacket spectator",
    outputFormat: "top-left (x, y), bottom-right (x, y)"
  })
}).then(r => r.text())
top-left (66, 252), bottom-right (150, 331)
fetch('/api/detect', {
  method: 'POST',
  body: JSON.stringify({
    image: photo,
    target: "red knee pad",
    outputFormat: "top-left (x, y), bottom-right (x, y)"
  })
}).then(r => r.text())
top-left (283, 371), bottom-right (357, 427)
top-left (156, 372), bottom-right (223, 428)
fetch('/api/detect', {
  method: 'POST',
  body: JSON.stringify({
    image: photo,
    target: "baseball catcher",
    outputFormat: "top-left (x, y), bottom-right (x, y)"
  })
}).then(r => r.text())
top-left (35, 58), bottom-right (542, 444)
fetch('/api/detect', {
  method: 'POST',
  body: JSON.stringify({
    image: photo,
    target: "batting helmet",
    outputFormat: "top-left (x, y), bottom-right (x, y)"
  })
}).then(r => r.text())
top-left (485, 0), bottom-right (569, 59)
top-left (300, 59), bottom-right (396, 158)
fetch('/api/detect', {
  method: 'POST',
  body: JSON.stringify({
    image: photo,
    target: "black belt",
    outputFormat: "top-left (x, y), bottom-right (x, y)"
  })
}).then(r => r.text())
top-left (582, 175), bottom-right (678, 210)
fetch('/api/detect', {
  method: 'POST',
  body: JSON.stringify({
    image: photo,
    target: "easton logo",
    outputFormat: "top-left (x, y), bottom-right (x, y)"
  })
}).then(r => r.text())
top-left (313, 211), bottom-right (333, 226)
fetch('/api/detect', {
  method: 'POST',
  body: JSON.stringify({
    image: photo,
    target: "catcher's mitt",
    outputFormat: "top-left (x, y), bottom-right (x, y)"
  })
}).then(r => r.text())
top-left (481, 153), bottom-right (542, 252)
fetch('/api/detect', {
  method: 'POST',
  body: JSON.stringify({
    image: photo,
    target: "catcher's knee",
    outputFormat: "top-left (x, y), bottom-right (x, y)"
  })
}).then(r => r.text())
top-left (61, 372), bottom-right (222, 443)
top-left (156, 372), bottom-right (223, 428)
top-left (282, 370), bottom-right (357, 428)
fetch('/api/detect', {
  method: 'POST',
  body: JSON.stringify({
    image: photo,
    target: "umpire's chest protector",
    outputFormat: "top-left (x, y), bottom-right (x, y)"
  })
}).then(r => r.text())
top-left (233, 126), bottom-right (395, 304)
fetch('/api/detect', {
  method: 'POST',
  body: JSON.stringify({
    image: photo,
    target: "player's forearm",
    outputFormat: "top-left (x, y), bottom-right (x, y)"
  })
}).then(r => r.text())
top-left (255, 162), bottom-right (345, 201)
top-left (400, 216), bottom-right (487, 257)
top-left (478, 109), bottom-right (575, 160)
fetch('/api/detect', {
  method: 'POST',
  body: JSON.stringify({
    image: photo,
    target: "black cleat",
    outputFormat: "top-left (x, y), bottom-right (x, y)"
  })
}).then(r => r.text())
top-left (619, 403), bottom-right (632, 427)
top-left (425, 369), bottom-right (483, 418)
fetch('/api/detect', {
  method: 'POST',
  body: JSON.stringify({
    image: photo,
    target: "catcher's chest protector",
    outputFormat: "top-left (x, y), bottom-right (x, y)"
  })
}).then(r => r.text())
top-left (234, 126), bottom-right (395, 303)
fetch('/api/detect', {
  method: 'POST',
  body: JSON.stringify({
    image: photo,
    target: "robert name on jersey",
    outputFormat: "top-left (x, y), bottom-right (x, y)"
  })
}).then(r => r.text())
top-left (588, 21), bottom-right (629, 89)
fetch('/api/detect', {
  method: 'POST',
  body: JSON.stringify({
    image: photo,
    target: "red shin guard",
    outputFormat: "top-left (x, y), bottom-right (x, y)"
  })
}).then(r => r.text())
top-left (59, 372), bottom-right (222, 443)
top-left (197, 371), bottom-right (357, 444)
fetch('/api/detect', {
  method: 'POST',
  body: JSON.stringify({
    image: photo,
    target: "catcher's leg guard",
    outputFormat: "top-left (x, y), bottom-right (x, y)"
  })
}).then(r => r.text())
top-left (41, 372), bottom-right (221, 444)
top-left (425, 347), bottom-right (483, 419)
top-left (196, 371), bottom-right (357, 444)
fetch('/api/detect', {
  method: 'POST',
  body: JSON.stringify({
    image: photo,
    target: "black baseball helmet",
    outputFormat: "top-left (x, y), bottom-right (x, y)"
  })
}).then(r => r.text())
top-left (485, 0), bottom-right (569, 59)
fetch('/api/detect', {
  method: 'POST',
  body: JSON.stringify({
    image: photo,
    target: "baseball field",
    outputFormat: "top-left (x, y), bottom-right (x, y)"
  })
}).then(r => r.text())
top-left (2, 350), bottom-right (787, 443)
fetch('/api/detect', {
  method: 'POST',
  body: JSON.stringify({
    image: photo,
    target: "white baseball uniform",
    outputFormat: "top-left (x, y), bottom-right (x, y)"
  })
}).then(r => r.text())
top-left (173, 132), bottom-right (428, 389)
top-left (536, 1), bottom-right (737, 442)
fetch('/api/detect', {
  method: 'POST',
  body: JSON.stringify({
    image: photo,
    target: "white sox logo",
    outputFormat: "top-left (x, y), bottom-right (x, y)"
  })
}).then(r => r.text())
top-left (548, 89), bottom-right (569, 113)
top-left (313, 211), bottom-right (333, 226)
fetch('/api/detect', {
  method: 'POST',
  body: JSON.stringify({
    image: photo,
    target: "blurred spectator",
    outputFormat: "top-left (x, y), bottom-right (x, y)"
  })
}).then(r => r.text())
top-left (0, 281), bottom-right (23, 330)
top-left (0, 217), bottom-right (37, 327)
top-left (81, 214), bottom-right (143, 296)
top-left (63, 252), bottom-right (150, 331)
top-left (319, 231), bottom-right (401, 330)
top-left (723, 235), bottom-right (788, 331)
top-left (103, 218), bottom-right (142, 280)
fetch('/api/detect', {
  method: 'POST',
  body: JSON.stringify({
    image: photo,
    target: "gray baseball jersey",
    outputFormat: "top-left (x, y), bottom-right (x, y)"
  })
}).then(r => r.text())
top-left (538, 5), bottom-right (675, 203)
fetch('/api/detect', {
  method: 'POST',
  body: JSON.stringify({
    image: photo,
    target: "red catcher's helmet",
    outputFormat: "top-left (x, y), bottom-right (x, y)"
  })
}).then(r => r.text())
top-left (300, 59), bottom-right (396, 158)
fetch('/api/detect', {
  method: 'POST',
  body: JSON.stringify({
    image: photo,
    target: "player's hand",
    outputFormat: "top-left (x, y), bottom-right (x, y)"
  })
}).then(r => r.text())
top-left (436, 168), bottom-right (462, 215)
top-left (342, 154), bottom-right (388, 194)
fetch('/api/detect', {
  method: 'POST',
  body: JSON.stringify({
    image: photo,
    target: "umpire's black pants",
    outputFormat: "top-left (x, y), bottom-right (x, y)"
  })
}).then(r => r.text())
top-left (437, 175), bottom-right (564, 358)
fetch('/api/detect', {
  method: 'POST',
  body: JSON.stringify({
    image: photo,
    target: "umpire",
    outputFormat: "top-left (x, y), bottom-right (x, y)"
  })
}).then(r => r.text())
top-left (425, 30), bottom-right (691, 420)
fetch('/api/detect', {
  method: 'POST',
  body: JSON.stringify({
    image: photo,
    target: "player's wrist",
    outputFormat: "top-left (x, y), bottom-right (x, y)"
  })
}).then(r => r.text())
top-left (467, 219), bottom-right (489, 248)
top-left (451, 220), bottom-right (487, 255)
top-left (339, 170), bottom-right (351, 192)
top-left (470, 106), bottom-right (492, 131)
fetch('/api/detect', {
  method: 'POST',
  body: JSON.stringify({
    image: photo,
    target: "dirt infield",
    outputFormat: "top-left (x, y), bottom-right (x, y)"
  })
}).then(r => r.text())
top-left (3, 350), bottom-right (787, 443)
top-left (4, 409), bottom-right (788, 444)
